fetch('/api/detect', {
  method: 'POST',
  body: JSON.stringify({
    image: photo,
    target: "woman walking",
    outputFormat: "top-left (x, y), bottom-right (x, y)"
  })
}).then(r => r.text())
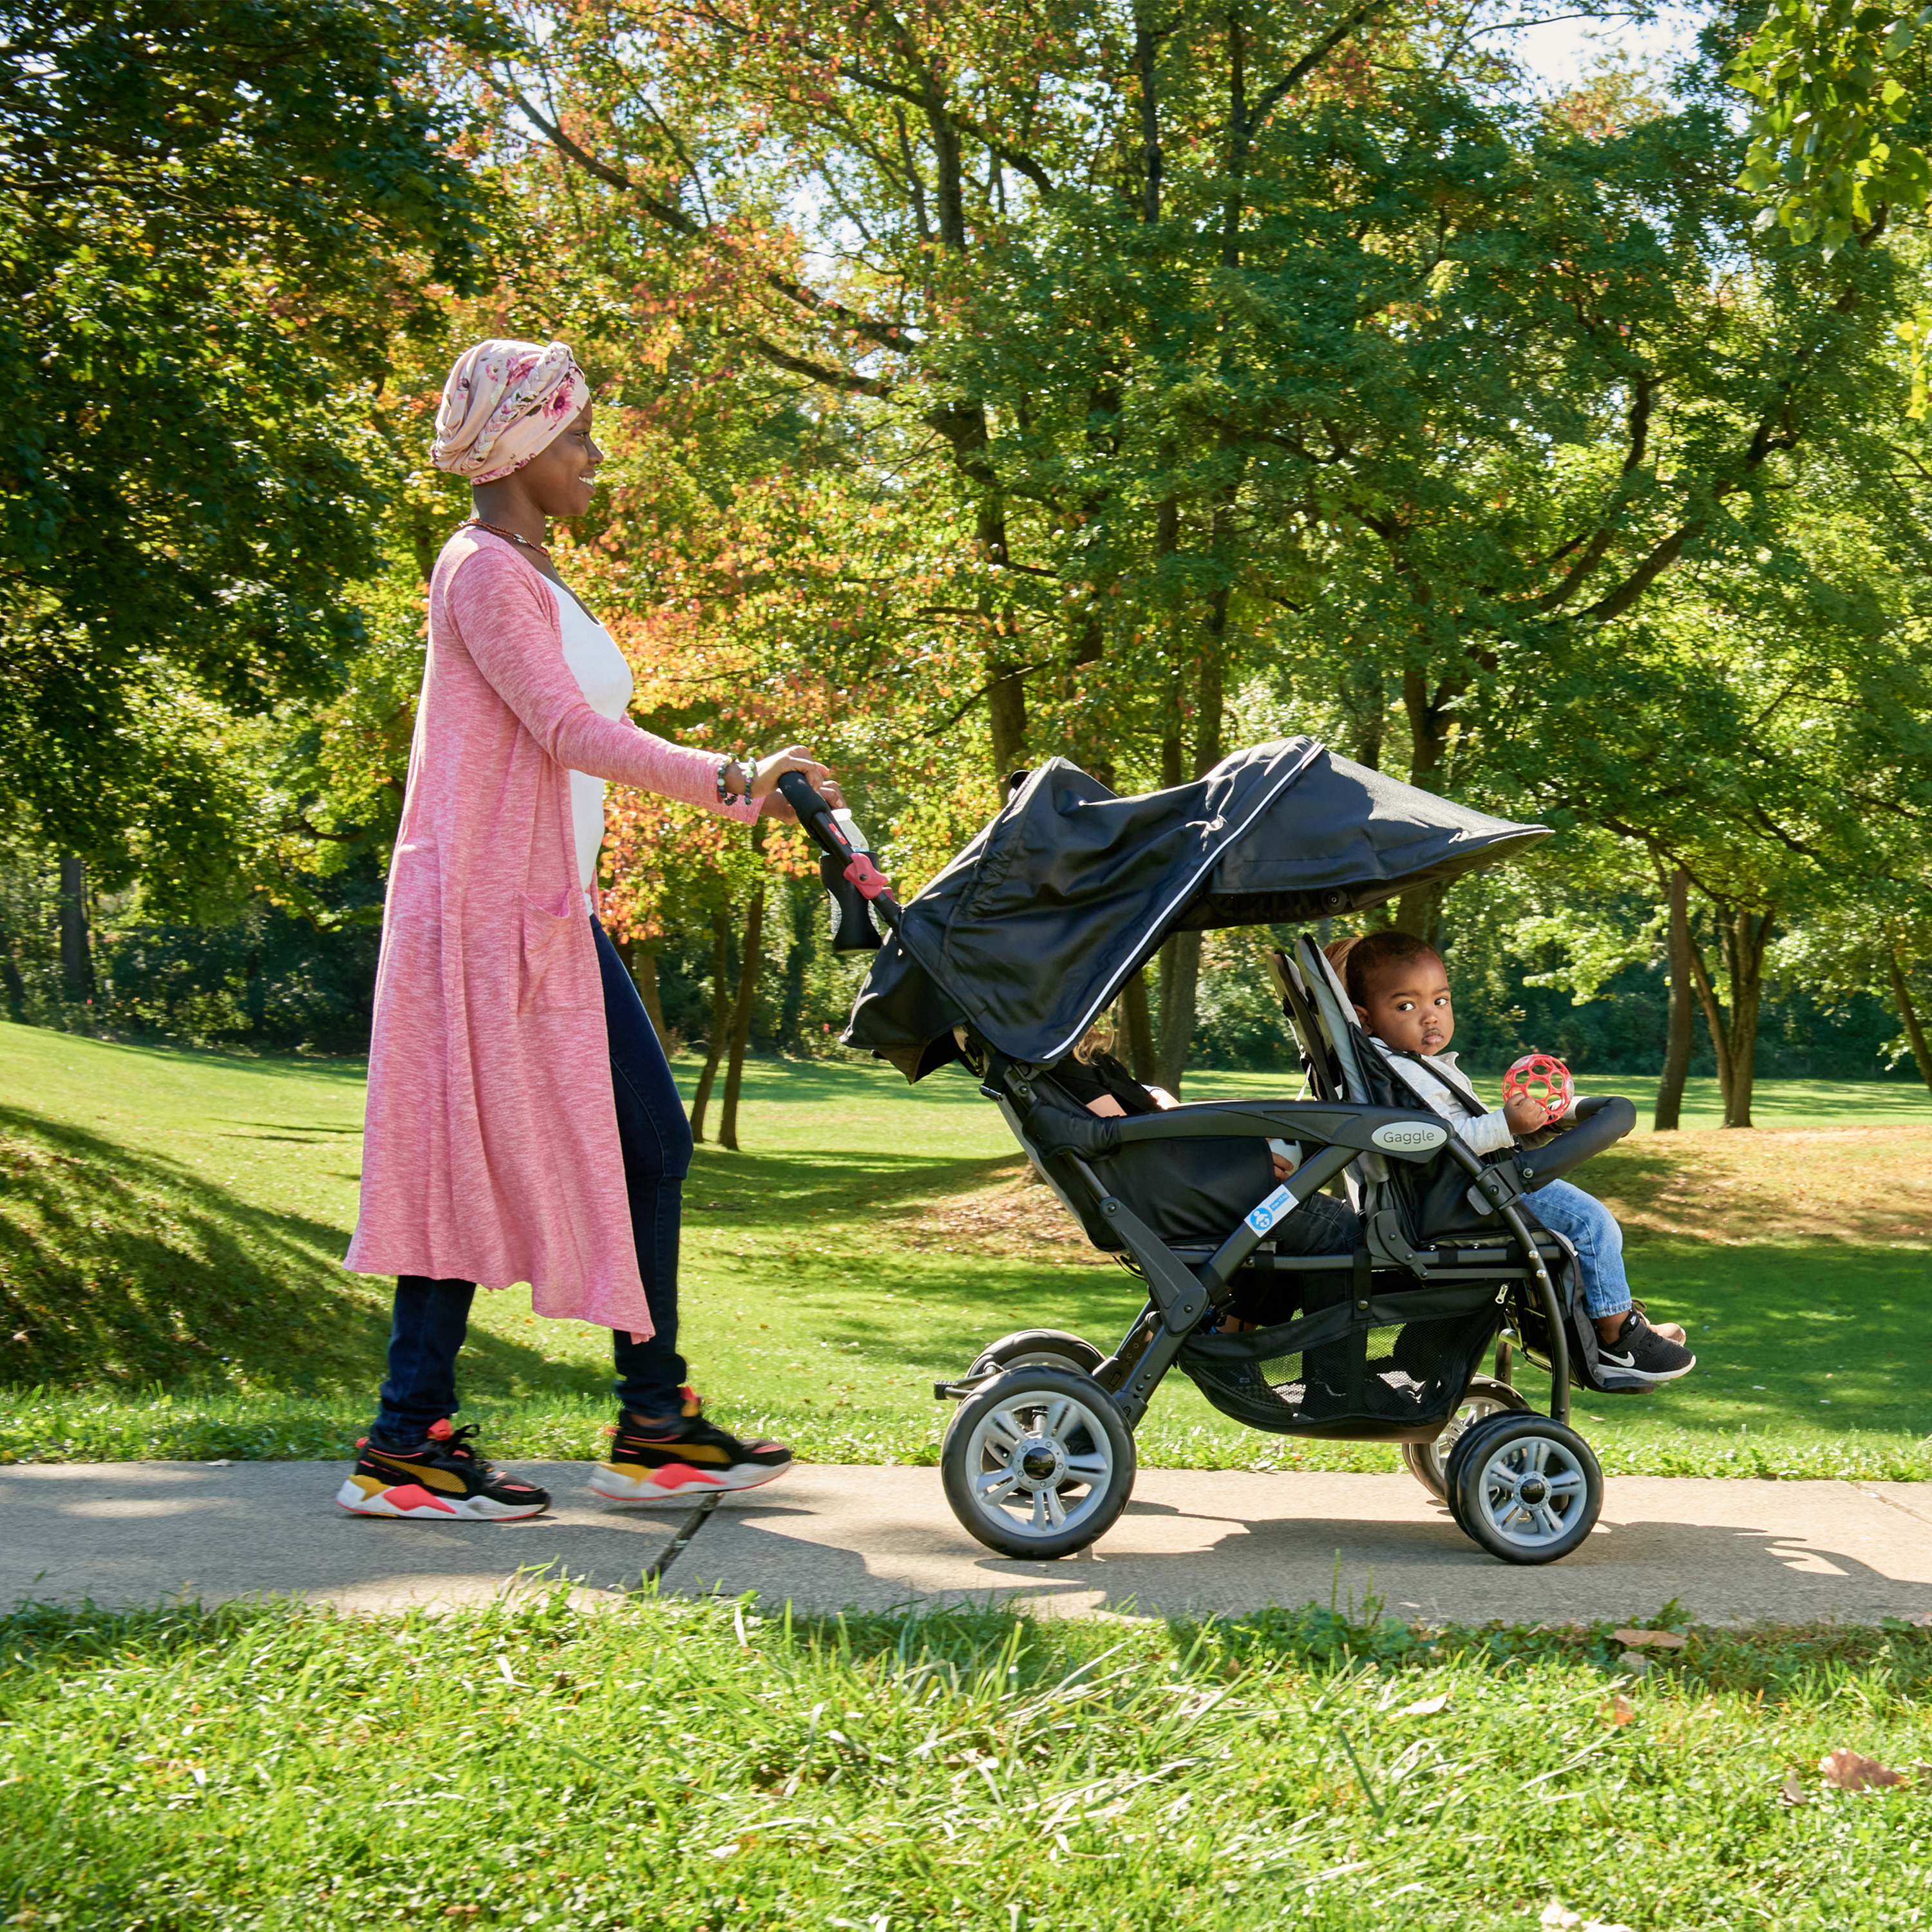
top-left (337, 338), bottom-right (829, 1520)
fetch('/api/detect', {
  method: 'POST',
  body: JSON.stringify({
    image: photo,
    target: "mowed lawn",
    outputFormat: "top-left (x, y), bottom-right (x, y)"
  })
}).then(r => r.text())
top-left (2, 1022), bottom-right (1929, 1477)
top-left (13, 1591), bottom-right (1932, 1931)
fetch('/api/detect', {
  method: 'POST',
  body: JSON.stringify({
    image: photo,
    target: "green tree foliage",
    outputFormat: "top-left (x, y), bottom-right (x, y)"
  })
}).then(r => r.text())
top-left (7, 0), bottom-right (1930, 1104)
top-left (0, 0), bottom-right (501, 902)
top-left (481, 0), bottom-right (1932, 1083)
top-left (1732, 0), bottom-right (1932, 251)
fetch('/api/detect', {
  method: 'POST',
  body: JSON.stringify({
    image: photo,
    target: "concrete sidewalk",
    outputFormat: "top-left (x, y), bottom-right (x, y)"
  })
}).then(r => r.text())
top-left (11, 1461), bottom-right (1932, 1625)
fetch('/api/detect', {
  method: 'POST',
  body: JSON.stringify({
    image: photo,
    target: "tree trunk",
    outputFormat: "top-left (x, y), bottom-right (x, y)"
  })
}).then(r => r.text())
top-left (688, 909), bottom-right (734, 1142)
top-left (1151, 547), bottom-right (1231, 1096)
top-left (1654, 866), bottom-right (1694, 1132)
top-left (1155, 932), bottom-right (1201, 1093)
top-left (1120, 969), bottom-right (1156, 1083)
top-left (1394, 662), bottom-right (1462, 940)
top-left (1393, 879), bottom-right (1447, 947)
top-left (611, 930), bottom-right (669, 1044)
top-left (987, 657), bottom-right (1027, 782)
top-left (1684, 921), bottom-right (1734, 1120)
top-left (1718, 904), bottom-right (1774, 1128)
top-left (243, 945), bottom-right (266, 1031)
top-left (57, 857), bottom-right (93, 999)
top-left (719, 884), bottom-right (766, 1151)
top-left (0, 928), bottom-right (23, 1014)
top-left (1338, 659), bottom-right (1384, 770)
top-left (633, 949), bottom-right (668, 1043)
top-left (1889, 942), bottom-right (1932, 1097)
top-left (778, 882), bottom-right (815, 1051)
top-left (1686, 898), bottom-right (1774, 1129)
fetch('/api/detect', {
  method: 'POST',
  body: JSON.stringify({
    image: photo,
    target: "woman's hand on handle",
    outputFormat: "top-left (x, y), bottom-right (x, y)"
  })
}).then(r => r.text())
top-left (750, 748), bottom-right (833, 823)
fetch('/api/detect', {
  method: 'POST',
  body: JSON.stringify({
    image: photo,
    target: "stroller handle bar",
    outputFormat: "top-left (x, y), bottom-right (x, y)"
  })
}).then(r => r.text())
top-left (777, 769), bottom-right (900, 947)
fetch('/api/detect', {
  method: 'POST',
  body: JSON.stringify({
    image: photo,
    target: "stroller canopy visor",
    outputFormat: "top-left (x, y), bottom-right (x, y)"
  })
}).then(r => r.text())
top-left (844, 737), bottom-right (1549, 1081)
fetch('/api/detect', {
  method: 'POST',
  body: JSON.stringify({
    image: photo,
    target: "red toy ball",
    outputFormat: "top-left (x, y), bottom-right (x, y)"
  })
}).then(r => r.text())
top-left (1503, 1052), bottom-right (1573, 1122)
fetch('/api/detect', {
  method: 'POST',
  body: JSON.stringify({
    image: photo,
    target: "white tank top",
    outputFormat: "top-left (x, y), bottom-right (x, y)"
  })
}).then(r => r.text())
top-left (551, 583), bottom-right (634, 891)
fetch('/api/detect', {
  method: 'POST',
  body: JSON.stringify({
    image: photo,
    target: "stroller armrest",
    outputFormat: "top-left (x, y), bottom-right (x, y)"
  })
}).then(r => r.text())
top-left (1028, 1096), bottom-right (1455, 1163)
top-left (1024, 1097), bottom-right (1124, 1159)
top-left (1516, 1095), bottom-right (1636, 1190)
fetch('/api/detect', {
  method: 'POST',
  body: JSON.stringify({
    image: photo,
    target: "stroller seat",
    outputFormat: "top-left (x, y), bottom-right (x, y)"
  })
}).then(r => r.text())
top-left (1007, 1074), bottom-right (1277, 1252)
top-left (992, 932), bottom-right (1631, 1451)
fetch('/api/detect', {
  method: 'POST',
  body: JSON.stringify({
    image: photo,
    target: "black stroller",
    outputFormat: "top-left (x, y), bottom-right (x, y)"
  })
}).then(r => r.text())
top-left (779, 739), bottom-right (1638, 1567)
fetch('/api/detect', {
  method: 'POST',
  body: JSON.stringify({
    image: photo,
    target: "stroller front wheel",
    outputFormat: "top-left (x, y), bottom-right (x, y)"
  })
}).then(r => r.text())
top-left (941, 1366), bottom-right (1136, 1560)
top-left (1450, 1414), bottom-right (1603, 1565)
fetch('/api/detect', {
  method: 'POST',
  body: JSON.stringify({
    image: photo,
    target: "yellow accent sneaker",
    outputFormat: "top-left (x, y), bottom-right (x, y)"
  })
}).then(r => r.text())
top-left (334, 1419), bottom-right (551, 1520)
top-left (588, 1390), bottom-right (793, 1504)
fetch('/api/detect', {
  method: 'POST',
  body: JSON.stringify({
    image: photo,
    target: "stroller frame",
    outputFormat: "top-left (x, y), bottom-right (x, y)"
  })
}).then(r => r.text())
top-left (966, 1061), bottom-right (1573, 1435)
top-left (777, 767), bottom-right (1629, 1567)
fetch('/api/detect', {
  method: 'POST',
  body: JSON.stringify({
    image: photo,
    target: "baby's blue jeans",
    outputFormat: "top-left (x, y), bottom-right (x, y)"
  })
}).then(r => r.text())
top-left (1526, 1179), bottom-right (1631, 1320)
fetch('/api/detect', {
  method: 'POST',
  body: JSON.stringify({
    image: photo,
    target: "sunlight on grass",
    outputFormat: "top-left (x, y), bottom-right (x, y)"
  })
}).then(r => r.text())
top-left (8, 1591), bottom-right (1932, 1929)
top-left (4, 1024), bottom-right (1931, 1480)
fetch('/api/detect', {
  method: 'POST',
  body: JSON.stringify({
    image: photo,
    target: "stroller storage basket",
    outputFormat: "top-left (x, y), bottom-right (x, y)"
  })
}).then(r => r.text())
top-left (1179, 1281), bottom-right (1504, 1442)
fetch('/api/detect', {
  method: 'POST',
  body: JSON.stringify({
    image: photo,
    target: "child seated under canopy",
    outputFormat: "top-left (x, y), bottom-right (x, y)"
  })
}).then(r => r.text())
top-left (1325, 930), bottom-right (1695, 1386)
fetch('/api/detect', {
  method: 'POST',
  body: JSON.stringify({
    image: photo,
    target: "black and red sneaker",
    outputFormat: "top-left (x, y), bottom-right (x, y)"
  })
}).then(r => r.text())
top-left (336, 1419), bottom-right (551, 1520)
top-left (587, 1388), bottom-right (793, 1504)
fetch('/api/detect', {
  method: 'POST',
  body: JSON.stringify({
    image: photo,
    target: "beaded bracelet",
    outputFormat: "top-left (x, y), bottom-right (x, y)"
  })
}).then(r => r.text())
top-left (715, 755), bottom-right (750, 807)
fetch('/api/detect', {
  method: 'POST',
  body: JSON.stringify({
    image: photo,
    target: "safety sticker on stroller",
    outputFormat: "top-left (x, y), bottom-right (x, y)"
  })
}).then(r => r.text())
top-left (1245, 1184), bottom-right (1298, 1235)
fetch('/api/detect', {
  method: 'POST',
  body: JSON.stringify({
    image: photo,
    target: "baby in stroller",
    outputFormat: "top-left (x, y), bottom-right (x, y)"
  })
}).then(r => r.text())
top-left (1050, 1025), bottom-right (1361, 1334)
top-left (1326, 930), bottom-right (1696, 1387)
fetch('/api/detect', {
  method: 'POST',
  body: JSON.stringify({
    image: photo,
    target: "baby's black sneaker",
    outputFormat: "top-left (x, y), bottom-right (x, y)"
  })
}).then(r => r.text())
top-left (1632, 1298), bottom-right (1689, 1346)
top-left (588, 1388), bottom-right (793, 1503)
top-left (336, 1418), bottom-right (551, 1520)
top-left (1595, 1311), bottom-right (1696, 1389)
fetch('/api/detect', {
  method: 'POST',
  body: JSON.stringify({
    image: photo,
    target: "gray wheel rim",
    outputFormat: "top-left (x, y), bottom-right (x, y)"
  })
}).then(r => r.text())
top-left (963, 1388), bottom-right (1117, 1542)
top-left (1470, 1432), bottom-right (1591, 1549)
top-left (1423, 1393), bottom-right (1514, 1492)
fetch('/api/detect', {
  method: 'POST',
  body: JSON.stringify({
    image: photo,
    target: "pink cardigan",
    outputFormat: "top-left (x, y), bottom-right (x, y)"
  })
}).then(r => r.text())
top-left (345, 529), bottom-right (759, 1333)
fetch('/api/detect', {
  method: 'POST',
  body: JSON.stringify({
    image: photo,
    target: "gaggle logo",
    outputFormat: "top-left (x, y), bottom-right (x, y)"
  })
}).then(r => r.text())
top-left (1370, 1121), bottom-right (1449, 1153)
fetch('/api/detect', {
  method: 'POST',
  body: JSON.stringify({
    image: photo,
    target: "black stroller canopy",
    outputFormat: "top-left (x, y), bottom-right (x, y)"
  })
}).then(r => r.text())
top-left (844, 736), bottom-right (1549, 1081)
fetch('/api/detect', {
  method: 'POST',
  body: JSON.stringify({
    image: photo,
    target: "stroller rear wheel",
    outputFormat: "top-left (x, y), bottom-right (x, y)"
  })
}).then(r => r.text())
top-left (1448, 1414), bottom-right (1603, 1565)
top-left (961, 1329), bottom-right (1106, 1383)
top-left (1402, 1376), bottom-right (1530, 1503)
top-left (941, 1366), bottom-right (1135, 1560)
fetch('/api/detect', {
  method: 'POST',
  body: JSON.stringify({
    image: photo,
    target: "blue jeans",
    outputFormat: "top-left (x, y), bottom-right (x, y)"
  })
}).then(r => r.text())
top-left (1529, 1179), bottom-right (1631, 1320)
top-left (372, 918), bottom-right (694, 1444)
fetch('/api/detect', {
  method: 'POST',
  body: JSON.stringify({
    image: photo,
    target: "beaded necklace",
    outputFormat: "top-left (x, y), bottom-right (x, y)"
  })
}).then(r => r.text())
top-left (462, 516), bottom-right (551, 560)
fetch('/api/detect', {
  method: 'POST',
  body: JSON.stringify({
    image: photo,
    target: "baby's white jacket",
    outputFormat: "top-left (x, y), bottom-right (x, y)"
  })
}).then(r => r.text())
top-left (1363, 1037), bottom-right (1516, 1157)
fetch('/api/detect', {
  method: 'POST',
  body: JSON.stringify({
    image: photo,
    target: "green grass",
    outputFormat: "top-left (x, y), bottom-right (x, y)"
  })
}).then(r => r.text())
top-left (8, 1590), bottom-right (1932, 1929)
top-left (4, 1023), bottom-right (1931, 1479)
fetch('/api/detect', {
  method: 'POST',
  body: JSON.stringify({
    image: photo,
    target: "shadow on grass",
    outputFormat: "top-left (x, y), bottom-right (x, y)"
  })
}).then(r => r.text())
top-left (683, 1145), bottom-right (1021, 1222)
top-left (677, 1144), bottom-right (1147, 1374)
top-left (0, 1106), bottom-right (562, 1398)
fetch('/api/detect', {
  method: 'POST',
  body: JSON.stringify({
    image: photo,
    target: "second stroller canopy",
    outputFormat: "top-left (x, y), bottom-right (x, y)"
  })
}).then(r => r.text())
top-left (845, 736), bottom-right (1548, 1080)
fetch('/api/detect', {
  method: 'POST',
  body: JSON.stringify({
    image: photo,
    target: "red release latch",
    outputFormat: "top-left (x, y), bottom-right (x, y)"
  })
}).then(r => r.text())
top-left (844, 853), bottom-right (893, 901)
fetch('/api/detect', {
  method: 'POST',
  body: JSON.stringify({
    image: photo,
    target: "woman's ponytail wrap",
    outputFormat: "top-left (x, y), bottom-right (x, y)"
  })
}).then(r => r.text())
top-left (431, 339), bottom-right (591, 483)
top-left (1322, 933), bottom-right (1362, 1003)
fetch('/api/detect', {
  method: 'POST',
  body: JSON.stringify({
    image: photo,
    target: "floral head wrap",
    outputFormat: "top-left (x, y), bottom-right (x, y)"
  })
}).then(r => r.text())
top-left (431, 339), bottom-right (591, 484)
